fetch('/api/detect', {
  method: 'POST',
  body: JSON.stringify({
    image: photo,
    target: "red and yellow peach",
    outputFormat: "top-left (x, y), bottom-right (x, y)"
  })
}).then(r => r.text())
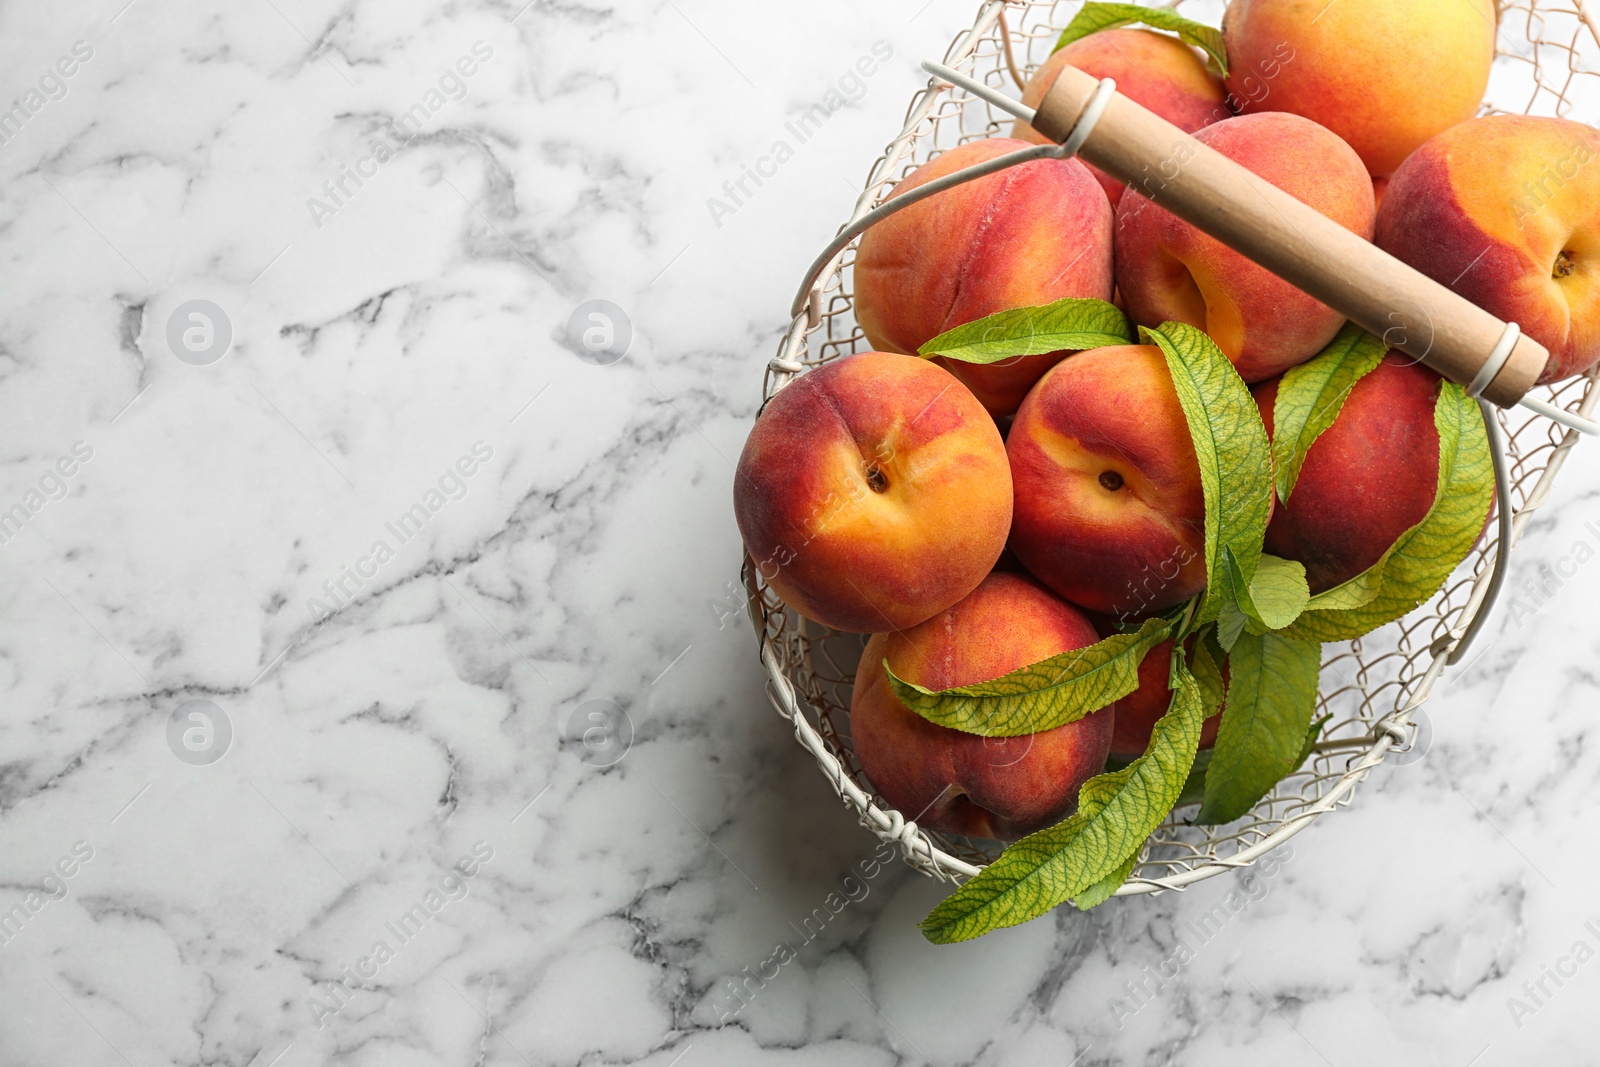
top-left (1011, 28), bottom-right (1228, 206)
top-left (1222, 0), bottom-right (1495, 179)
top-left (734, 352), bottom-right (1012, 633)
top-left (1114, 111), bottom-right (1376, 381)
top-left (1007, 345), bottom-right (1206, 618)
top-left (1375, 115), bottom-right (1600, 384)
top-left (853, 137), bottom-right (1114, 416)
top-left (850, 572), bottom-right (1116, 839)
top-left (1255, 353), bottom-right (1443, 594)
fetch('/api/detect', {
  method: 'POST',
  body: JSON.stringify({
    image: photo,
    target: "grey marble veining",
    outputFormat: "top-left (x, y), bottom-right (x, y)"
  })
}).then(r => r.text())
top-left (0, 1), bottom-right (1598, 1064)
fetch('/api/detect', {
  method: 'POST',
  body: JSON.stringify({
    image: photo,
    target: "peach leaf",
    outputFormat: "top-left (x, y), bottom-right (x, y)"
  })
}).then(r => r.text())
top-left (918, 661), bottom-right (1206, 942)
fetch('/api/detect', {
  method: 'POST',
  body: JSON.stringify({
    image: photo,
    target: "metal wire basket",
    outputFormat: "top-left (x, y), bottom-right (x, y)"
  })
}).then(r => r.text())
top-left (745, 0), bottom-right (1600, 896)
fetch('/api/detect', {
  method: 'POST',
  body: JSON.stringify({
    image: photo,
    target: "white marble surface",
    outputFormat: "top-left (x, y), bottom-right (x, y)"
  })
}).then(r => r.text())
top-left (2, 1), bottom-right (1599, 1064)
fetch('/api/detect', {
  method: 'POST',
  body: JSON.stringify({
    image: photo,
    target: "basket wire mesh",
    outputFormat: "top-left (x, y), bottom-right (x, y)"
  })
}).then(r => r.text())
top-left (746, 0), bottom-right (1600, 895)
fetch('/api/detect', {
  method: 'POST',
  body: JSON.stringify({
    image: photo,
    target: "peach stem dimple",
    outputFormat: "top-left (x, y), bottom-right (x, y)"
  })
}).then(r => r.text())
top-left (1554, 250), bottom-right (1576, 279)
top-left (1099, 470), bottom-right (1125, 491)
top-left (865, 464), bottom-right (889, 493)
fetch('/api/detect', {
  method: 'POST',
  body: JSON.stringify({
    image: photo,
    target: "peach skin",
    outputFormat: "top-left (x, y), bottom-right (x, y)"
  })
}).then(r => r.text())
top-left (1376, 115), bottom-right (1600, 384)
top-left (1011, 28), bottom-right (1228, 206)
top-left (1222, 0), bottom-right (1495, 178)
top-left (1255, 354), bottom-right (1442, 594)
top-left (734, 351), bottom-right (1011, 633)
top-left (853, 137), bottom-right (1113, 416)
top-left (1114, 111), bottom-right (1376, 381)
top-left (1007, 345), bottom-right (1206, 619)
top-left (850, 572), bottom-right (1115, 840)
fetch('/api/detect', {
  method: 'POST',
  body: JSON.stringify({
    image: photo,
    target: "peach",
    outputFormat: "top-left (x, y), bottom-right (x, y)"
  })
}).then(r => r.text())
top-left (734, 351), bottom-right (1011, 633)
top-left (1222, 0), bottom-right (1495, 178)
top-left (1375, 115), bottom-right (1600, 384)
top-left (1255, 354), bottom-right (1442, 594)
top-left (1108, 639), bottom-right (1222, 760)
top-left (850, 572), bottom-right (1115, 840)
top-left (1114, 111), bottom-right (1376, 381)
top-left (1011, 29), bottom-right (1228, 206)
top-left (853, 137), bottom-right (1113, 416)
top-left (1007, 345), bottom-right (1206, 618)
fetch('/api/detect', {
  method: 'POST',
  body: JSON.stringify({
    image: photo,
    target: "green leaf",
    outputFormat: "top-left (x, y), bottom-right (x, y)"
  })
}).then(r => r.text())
top-left (917, 298), bottom-right (1134, 365)
top-left (1293, 715), bottom-right (1332, 774)
top-left (885, 615), bottom-right (1174, 738)
top-left (1142, 322), bottom-right (1274, 631)
top-left (1215, 587), bottom-right (1248, 653)
top-left (1111, 747), bottom-right (1215, 807)
top-left (919, 662), bottom-right (1206, 943)
top-left (1070, 770), bottom-right (1143, 909)
top-left (1282, 381), bottom-right (1493, 642)
top-left (1189, 630), bottom-right (1226, 712)
top-left (1197, 632), bottom-right (1322, 825)
top-left (1176, 746), bottom-right (1214, 808)
top-left (1271, 325), bottom-right (1388, 504)
top-left (1054, 2), bottom-right (1229, 77)
top-left (1105, 716), bottom-right (1219, 810)
top-left (1107, 659), bottom-right (1216, 809)
top-left (1073, 848), bottom-right (1140, 910)
top-left (1230, 551), bottom-right (1311, 635)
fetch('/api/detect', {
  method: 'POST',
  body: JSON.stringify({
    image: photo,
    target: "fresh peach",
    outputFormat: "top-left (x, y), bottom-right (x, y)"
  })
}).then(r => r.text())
top-left (1255, 354), bottom-right (1442, 594)
top-left (734, 351), bottom-right (1011, 633)
top-left (1011, 28), bottom-right (1228, 206)
top-left (1114, 111), bottom-right (1376, 381)
top-left (1375, 115), bottom-right (1600, 384)
top-left (1107, 638), bottom-right (1222, 760)
top-left (1007, 345), bottom-right (1206, 618)
top-left (853, 137), bottom-right (1113, 416)
top-left (1222, 0), bottom-right (1495, 178)
top-left (850, 572), bottom-right (1115, 840)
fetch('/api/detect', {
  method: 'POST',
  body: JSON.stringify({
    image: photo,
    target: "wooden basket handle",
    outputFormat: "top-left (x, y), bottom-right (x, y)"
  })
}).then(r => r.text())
top-left (1033, 64), bottom-right (1549, 407)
